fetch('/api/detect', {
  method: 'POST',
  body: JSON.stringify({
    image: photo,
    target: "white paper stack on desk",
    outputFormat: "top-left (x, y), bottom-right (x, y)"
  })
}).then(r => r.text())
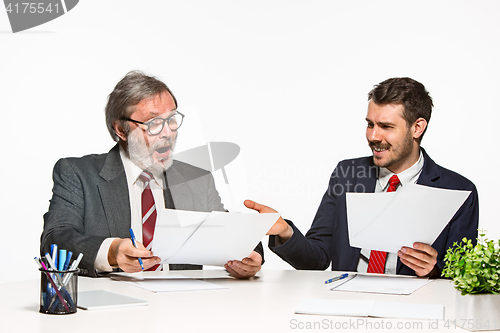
top-left (295, 299), bottom-right (444, 320)
top-left (328, 274), bottom-right (432, 295)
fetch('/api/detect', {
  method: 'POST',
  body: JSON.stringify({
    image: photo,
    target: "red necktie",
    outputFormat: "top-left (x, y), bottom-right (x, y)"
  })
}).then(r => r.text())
top-left (139, 172), bottom-right (161, 271)
top-left (367, 174), bottom-right (401, 274)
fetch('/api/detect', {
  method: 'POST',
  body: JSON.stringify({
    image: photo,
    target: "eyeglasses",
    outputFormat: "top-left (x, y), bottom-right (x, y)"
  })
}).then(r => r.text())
top-left (121, 111), bottom-right (185, 136)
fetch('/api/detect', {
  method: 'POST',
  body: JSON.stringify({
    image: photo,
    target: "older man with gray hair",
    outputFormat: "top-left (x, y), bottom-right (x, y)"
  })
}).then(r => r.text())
top-left (41, 70), bottom-right (263, 278)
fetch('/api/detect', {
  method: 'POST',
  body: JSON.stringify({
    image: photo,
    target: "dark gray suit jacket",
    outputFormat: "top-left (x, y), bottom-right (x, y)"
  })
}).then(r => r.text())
top-left (41, 144), bottom-right (230, 277)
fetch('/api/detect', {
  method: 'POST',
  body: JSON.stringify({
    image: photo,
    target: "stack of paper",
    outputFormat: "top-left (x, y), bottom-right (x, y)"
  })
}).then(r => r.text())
top-left (329, 274), bottom-right (432, 295)
top-left (78, 290), bottom-right (148, 310)
top-left (109, 272), bottom-right (230, 293)
top-left (295, 299), bottom-right (444, 320)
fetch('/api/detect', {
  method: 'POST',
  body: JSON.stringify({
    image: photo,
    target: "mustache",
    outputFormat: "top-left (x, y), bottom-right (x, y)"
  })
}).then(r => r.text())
top-left (152, 139), bottom-right (174, 150)
top-left (369, 142), bottom-right (391, 150)
top-left (151, 134), bottom-right (177, 151)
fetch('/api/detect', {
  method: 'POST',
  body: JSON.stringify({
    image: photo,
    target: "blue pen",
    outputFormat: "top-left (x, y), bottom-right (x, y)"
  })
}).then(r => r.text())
top-left (51, 244), bottom-right (58, 270)
top-left (63, 251), bottom-right (73, 271)
top-left (325, 273), bottom-right (349, 284)
top-left (129, 229), bottom-right (144, 270)
top-left (58, 249), bottom-right (67, 272)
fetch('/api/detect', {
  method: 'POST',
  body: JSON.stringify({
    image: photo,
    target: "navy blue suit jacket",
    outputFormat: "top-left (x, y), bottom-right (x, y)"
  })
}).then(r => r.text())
top-left (269, 149), bottom-right (479, 276)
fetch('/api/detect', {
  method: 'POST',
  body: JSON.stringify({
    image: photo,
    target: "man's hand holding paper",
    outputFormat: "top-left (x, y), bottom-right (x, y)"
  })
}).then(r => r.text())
top-left (243, 200), bottom-right (293, 241)
top-left (153, 208), bottom-right (279, 273)
top-left (398, 242), bottom-right (438, 277)
top-left (225, 251), bottom-right (263, 279)
top-left (347, 183), bottom-right (471, 276)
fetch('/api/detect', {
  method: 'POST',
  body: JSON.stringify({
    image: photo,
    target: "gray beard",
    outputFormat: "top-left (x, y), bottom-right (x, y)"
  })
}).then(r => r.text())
top-left (127, 131), bottom-right (175, 174)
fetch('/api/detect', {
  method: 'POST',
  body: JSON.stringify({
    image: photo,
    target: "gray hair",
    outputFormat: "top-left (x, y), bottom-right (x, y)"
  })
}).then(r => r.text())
top-left (105, 70), bottom-right (178, 141)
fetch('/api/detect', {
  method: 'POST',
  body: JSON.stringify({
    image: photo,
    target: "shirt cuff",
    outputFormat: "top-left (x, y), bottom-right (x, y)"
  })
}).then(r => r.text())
top-left (95, 237), bottom-right (118, 272)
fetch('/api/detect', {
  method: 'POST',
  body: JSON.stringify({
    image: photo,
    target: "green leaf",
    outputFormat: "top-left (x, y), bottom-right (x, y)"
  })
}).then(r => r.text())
top-left (445, 233), bottom-right (500, 295)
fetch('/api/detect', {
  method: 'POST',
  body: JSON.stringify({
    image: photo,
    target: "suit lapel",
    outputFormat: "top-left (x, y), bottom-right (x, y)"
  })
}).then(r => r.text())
top-left (354, 159), bottom-right (377, 266)
top-left (97, 144), bottom-right (131, 238)
top-left (415, 148), bottom-right (440, 187)
top-left (165, 161), bottom-right (193, 210)
top-left (363, 161), bottom-right (378, 193)
top-left (396, 148), bottom-right (440, 274)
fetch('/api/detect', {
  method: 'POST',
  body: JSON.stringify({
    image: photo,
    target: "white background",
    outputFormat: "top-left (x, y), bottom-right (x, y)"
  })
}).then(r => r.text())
top-left (1, 1), bottom-right (498, 284)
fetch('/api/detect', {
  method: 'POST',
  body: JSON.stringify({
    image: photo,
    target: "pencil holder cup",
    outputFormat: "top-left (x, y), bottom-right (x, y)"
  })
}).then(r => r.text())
top-left (39, 268), bottom-right (79, 314)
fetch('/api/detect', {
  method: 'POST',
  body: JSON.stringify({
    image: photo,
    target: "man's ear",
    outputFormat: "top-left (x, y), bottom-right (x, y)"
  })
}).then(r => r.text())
top-left (113, 122), bottom-right (128, 142)
top-left (412, 117), bottom-right (427, 140)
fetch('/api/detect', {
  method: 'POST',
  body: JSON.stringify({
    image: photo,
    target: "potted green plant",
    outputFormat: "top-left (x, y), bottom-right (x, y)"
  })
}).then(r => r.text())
top-left (442, 233), bottom-right (500, 331)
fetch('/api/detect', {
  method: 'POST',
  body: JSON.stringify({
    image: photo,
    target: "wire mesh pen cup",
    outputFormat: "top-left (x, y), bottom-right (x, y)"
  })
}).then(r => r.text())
top-left (39, 268), bottom-right (79, 314)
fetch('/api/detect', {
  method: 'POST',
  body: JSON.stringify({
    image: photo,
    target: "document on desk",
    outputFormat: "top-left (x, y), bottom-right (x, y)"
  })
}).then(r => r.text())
top-left (329, 274), bottom-right (432, 295)
top-left (295, 299), bottom-right (444, 320)
top-left (110, 270), bottom-right (233, 281)
top-left (153, 209), bottom-right (279, 266)
top-left (123, 279), bottom-right (227, 293)
top-left (110, 272), bottom-right (231, 292)
top-left (346, 183), bottom-right (471, 252)
top-left (78, 290), bottom-right (148, 310)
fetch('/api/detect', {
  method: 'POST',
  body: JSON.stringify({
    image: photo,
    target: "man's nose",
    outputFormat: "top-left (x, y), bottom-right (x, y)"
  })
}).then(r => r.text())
top-left (368, 127), bottom-right (382, 142)
top-left (158, 122), bottom-right (173, 139)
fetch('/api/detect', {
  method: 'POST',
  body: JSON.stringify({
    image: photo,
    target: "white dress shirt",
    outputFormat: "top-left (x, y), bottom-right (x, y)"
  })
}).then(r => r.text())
top-left (94, 145), bottom-right (167, 272)
top-left (356, 150), bottom-right (424, 274)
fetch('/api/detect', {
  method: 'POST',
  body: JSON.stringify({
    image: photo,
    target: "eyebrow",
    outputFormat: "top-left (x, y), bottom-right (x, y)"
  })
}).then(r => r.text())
top-left (147, 110), bottom-right (176, 119)
top-left (365, 118), bottom-right (396, 127)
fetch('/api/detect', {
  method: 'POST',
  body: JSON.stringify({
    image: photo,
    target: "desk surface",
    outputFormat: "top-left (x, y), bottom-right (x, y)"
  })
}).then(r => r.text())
top-left (1, 270), bottom-right (476, 333)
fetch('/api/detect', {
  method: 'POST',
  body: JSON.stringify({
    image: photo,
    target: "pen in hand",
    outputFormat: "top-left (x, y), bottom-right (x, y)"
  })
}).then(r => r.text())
top-left (129, 229), bottom-right (145, 270)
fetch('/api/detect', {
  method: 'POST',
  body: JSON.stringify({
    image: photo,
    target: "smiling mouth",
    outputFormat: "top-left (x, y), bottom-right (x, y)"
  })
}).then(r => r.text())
top-left (373, 147), bottom-right (388, 152)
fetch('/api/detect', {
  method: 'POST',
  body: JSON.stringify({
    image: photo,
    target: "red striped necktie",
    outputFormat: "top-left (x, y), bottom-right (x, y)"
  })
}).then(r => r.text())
top-left (139, 171), bottom-right (161, 271)
top-left (366, 174), bottom-right (401, 274)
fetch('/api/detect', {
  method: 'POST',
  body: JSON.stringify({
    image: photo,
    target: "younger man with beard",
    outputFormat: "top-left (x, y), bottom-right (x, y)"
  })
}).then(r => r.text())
top-left (245, 77), bottom-right (479, 278)
top-left (41, 71), bottom-right (263, 278)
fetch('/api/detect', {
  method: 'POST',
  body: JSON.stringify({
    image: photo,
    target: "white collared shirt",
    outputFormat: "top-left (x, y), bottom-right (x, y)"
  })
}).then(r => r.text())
top-left (356, 150), bottom-right (424, 274)
top-left (94, 145), bottom-right (167, 272)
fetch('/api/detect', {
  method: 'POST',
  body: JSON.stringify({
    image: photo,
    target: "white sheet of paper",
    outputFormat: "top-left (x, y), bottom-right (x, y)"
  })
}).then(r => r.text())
top-left (370, 301), bottom-right (444, 320)
top-left (109, 271), bottom-right (233, 281)
top-left (296, 299), bottom-right (372, 317)
top-left (347, 184), bottom-right (471, 252)
top-left (331, 274), bottom-right (433, 295)
top-left (77, 290), bottom-right (148, 310)
top-left (295, 299), bottom-right (444, 320)
top-left (153, 209), bottom-right (209, 260)
top-left (125, 279), bottom-right (227, 293)
top-left (110, 273), bottom-right (187, 282)
top-left (153, 209), bottom-right (279, 266)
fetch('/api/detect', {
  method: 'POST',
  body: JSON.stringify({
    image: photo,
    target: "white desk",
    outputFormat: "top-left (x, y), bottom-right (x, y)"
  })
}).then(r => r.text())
top-left (0, 270), bottom-right (477, 332)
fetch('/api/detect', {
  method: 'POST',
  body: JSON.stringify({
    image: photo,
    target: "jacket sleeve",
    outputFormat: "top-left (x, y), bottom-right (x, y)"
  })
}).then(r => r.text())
top-left (40, 158), bottom-right (105, 277)
top-left (434, 182), bottom-right (479, 275)
top-left (268, 170), bottom-right (338, 270)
